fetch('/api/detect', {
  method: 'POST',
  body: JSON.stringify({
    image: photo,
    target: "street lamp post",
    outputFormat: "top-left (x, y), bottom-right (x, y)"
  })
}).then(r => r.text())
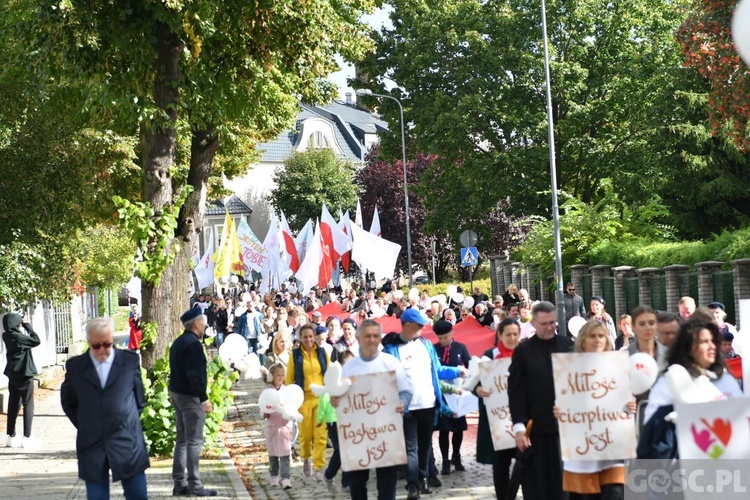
top-left (356, 88), bottom-right (413, 287)
top-left (540, 0), bottom-right (567, 335)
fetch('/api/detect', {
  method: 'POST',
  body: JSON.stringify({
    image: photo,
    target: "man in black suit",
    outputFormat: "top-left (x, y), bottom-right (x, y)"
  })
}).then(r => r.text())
top-left (170, 306), bottom-right (216, 497)
top-left (61, 317), bottom-right (149, 499)
top-left (508, 301), bottom-right (574, 500)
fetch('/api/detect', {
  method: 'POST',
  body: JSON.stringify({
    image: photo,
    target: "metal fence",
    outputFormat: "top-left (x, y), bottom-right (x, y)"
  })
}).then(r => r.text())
top-left (712, 270), bottom-right (735, 324)
top-left (601, 277), bottom-right (616, 315)
top-left (649, 275), bottom-right (667, 312)
top-left (51, 301), bottom-right (74, 354)
top-left (624, 277), bottom-right (640, 315)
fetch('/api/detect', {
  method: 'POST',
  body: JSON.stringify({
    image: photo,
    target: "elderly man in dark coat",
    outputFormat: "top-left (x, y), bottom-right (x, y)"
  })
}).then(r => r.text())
top-left (61, 317), bottom-right (149, 499)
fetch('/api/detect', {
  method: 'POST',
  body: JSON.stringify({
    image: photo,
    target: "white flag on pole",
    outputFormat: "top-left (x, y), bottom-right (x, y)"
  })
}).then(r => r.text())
top-left (194, 231), bottom-right (215, 290)
top-left (351, 223), bottom-right (401, 279)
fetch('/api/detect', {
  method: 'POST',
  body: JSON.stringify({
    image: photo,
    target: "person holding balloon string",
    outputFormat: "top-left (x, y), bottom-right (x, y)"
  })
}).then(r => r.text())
top-left (552, 320), bottom-right (636, 500)
top-left (261, 363), bottom-right (296, 490)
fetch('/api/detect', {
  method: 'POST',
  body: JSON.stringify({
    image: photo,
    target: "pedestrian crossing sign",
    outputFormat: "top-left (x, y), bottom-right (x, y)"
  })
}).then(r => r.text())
top-left (460, 247), bottom-right (479, 267)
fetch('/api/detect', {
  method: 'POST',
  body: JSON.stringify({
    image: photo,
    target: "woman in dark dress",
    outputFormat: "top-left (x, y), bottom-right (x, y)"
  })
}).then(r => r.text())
top-left (475, 318), bottom-right (520, 499)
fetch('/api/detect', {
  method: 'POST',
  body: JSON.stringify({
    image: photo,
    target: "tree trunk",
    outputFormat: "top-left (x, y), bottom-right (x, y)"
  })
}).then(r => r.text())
top-left (178, 126), bottom-right (220, 242)
top-left (140, 22), bottom-right (183, 370)
top-left (170, 126), bottom-right (220, 328)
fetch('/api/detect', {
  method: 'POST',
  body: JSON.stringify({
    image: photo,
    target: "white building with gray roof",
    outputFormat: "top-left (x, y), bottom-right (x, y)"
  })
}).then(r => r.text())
top-left (224, 96), bottom-right (387, 239)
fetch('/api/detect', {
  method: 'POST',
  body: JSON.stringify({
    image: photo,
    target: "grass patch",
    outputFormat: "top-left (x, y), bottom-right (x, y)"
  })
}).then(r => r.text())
top-left (112, 305), bottom-right (131, 332)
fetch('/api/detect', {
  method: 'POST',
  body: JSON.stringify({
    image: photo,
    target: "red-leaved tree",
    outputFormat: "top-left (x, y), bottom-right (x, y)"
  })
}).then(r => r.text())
top-left (356, 147), bottom-right (436, 278)
top-left (677, 0), bottom-right (750, 150)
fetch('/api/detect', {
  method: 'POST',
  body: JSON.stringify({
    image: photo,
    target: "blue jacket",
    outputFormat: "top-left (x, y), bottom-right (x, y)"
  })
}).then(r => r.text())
top-left (237, 310), bottom-right (264, 340)
top-left (381, 332), bottom-right (460, 418)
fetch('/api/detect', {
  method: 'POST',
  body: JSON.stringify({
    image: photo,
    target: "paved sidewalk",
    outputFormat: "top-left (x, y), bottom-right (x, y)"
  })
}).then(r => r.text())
top-left (0, 368), bottom-right (249, 499)
top-left (223, 376), bottom-right (520, 499)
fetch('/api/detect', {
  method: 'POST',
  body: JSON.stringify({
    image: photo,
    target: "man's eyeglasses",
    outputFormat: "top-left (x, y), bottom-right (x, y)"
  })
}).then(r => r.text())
top-left (90, 342), bottom-right (113, 350)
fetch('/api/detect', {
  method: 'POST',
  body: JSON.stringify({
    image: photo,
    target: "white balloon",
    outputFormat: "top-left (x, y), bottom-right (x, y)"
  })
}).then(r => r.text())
top-left (451, 293), bottom-right (465, 304)
top-left (288, 284), bottom-right (298, 295)
top-left (240, 353), bottom-right (262, 379)
top-left (258, 388), bottom-right (281, 415)
top-left (283, 384), bottom-right (305, 411)
top-left (732, 0), bottom-right (750, 66)
top-left (463, 296), bottom-right (475, 309)
top-left (218, 333), bottom-right (248, 364)
top-left (446, 285), bottom-right (457, 297)
top-left (408, 287), bottom-right (419, 300)
top-left (393, 290), bottom-right (404, 300)
top-left (436, 294), bottom-right (447, 307)
top-left (629, 353), bottom-right (659, 396)
top-left (567, 316), bottom-right (588, 338)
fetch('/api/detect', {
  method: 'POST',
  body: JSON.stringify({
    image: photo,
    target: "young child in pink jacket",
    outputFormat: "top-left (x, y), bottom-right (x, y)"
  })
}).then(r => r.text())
top-left (263, 364), bottom-right (294, 489)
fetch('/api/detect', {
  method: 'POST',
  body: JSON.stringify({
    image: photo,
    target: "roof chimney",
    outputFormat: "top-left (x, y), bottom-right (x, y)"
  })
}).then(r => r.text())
top-left (345, 92), bottom-right (352, 105)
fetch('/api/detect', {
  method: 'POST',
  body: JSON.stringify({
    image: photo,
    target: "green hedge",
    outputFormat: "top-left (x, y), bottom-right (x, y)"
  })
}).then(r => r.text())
top-left (589, 228), bottom-right (750, 269)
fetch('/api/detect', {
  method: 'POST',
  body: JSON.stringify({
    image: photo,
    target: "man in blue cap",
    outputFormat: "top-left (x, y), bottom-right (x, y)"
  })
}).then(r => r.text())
top-left (381, 309), bottom-right (464, 499)
top-left (169, 306), bottom-right (216, 497)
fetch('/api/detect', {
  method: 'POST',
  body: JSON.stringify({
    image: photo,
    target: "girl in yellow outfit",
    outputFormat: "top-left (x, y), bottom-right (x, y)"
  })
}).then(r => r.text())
top-left (285, 324), bottom-right (330, 479)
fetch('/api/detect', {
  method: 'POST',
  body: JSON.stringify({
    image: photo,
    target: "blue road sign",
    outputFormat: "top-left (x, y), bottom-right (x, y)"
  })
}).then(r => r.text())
top-left (460, 247), bottom-right (479, 267)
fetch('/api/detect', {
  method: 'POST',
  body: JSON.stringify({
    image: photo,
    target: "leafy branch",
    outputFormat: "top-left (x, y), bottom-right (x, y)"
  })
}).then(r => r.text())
top-left (113, 186), bottom-right (194, 286)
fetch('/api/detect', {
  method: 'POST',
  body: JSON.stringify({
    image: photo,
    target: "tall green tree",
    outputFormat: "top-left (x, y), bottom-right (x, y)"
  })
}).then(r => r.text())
top-left (355, 0), bottom-right (701, 227)
top-left (270, 149), bottom-right (359, 231)
top-left (8, 0), bottom-right (375, 367)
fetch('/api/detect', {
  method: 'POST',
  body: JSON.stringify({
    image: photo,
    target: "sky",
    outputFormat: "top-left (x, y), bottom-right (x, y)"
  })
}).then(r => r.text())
top-left (327, 7), bottom-right (392, 101)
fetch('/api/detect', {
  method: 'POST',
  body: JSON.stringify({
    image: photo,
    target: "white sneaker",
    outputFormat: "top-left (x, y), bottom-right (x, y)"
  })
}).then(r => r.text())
top-left (314, 469), bottom-right (324, 481)
top-left (269, 476), bottom-right (280, 487)
top-left (324, 476), bottom-right (338, 494)
top-left (303, 458), bottom-right (312, 476)
top-left (281, 478), bottom-right (292, 490)
top-left (22, 436), bottom-right (41, 450)
top-left (6, 435), bottom-right (22, 448)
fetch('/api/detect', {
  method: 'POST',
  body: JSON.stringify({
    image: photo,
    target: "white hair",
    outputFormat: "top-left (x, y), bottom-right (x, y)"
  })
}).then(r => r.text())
top-left (86, 317), bottom-right (115, 338)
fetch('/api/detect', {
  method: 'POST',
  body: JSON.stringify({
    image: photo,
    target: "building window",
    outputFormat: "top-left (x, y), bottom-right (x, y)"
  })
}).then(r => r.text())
top-left (309, 131), bottom-right (329, 149)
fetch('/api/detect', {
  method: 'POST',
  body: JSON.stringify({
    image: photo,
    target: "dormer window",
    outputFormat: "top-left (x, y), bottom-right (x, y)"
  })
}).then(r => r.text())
top-left (308, 131), bottom-right (330, 149)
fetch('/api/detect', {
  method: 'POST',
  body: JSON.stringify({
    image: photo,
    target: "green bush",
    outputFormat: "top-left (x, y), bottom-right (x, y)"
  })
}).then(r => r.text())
top-left (589, 227), bottom-right (750, 269)
top-left (140, 341), bottom-right (238, 457)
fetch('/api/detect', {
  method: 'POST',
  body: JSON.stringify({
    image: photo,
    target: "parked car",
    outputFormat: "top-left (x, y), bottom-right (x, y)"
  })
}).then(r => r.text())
top-left (414, 274), bottom-right (429, 284)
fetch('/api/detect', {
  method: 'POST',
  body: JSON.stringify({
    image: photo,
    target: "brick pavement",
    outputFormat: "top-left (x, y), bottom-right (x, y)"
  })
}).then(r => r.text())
top-left (223, 376), bottom-right (521, 500)
top-left (0, 366), bottom-right (248, 499)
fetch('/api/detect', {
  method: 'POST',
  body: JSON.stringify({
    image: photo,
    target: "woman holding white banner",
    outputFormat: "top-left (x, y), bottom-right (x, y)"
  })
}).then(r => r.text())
top-left (639, 317), bottom-right (742, 458)
top-left (475, 318), bottom-right (520, 499)
top-left (553, 321), bottom-right (635, 500)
